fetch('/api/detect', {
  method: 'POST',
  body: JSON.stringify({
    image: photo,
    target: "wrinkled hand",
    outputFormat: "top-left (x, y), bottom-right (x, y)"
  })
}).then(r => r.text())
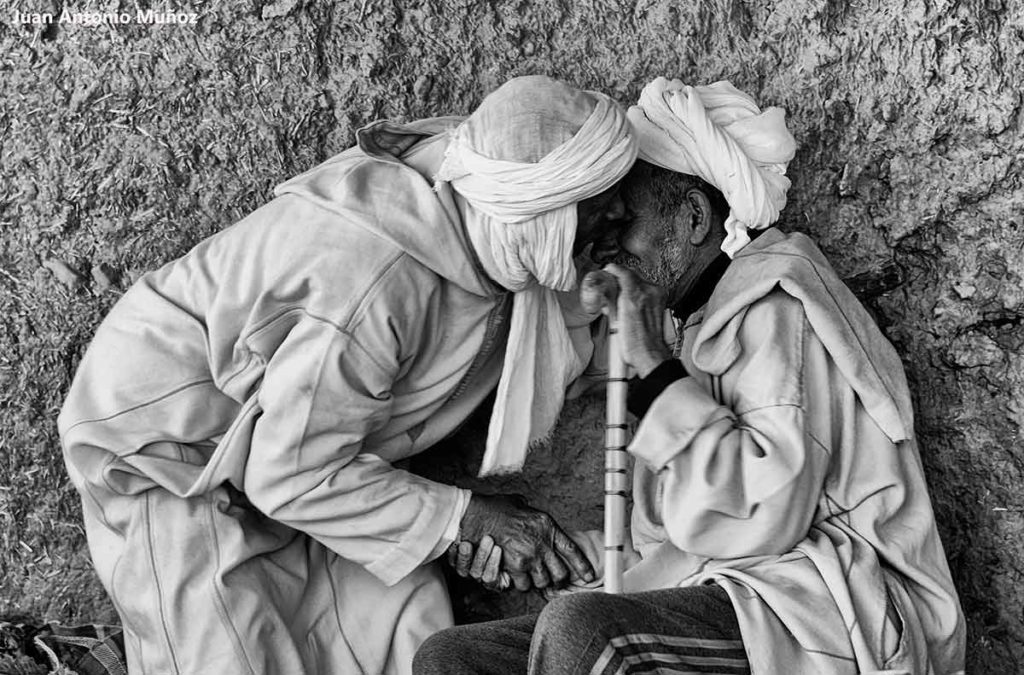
top-left (447, 535), bottom-right (512, 591)
top-left (541, 530), bottom-right (642, 600)
top-left (452, 530), bottom-right (643, 598)
top-left (580, 265), bottom-right (672, 378)
top-left (458, 494), bottom-right (595, 591)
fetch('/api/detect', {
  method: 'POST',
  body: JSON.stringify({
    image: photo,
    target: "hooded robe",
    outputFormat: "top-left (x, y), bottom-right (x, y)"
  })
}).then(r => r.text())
top-left (59, 118), bottom-right (514, 675)
top-left (620, 229), bottom-right (965, 674)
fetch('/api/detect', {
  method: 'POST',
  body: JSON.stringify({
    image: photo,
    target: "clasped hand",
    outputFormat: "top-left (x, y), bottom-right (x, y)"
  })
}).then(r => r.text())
top-left (451, 494), bottom-right (595, 592)
top-left (448, 267), bottom-right (667, 592)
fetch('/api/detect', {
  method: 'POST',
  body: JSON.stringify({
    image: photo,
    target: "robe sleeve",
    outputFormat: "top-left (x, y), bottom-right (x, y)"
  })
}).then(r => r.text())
top-left (628, 293), bottom-right (830, 560)
top-left (243, 316), bottom-right (469, 587)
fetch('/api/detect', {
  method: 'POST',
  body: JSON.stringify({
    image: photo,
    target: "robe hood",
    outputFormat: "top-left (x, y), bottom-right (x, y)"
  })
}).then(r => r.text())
top-left (274, 117), bottom-right (498, 299)
top-left (692, 228), bottom-right (914, 443)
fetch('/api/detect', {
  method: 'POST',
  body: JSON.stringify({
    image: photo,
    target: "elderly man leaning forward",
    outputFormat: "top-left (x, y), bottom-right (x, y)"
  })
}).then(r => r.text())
top-left (414, 79), bottom-right (966, 675)
top-left (58, 75), bottom-right (641, 674)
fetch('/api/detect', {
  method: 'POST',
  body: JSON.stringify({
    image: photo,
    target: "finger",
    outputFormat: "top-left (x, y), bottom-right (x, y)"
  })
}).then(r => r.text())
top-left (470, 535), bottom-right (495, 579)
top-left (456, 541), bottom-right (474, 577)
top-left (446, 542), bottom-right (458, 568)
top-left (530, 562), bottom-right (551, 590)
top-left (645, 284), bottom-right (667, 319)
top-left (553, 529), bottom-right (595, 583)
top-left (498, 571), bottom-right (512, 591)
top-left (543, 549), bottom-right (570, 588)
top-left (605, 264), bottom-right (646, 323)
top-left (509, 571), bottom-right (532, 592)
top-left (603, 263), bottom-right (641, 297)
top-left (580, 270), bottom-right (619, 314)
top-left (482, 545), bottom-right (503, 586)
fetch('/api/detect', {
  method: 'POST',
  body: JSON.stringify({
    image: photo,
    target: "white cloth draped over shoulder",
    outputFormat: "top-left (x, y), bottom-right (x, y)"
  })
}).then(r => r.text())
top-left (435, 78), bottom-right (637, 476)
top-left (627, 77), bottom-right (797, 257)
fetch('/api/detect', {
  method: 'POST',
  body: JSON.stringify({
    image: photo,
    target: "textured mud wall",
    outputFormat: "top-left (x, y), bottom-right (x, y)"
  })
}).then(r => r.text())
top-left (1, 0), bottom-right (1022, 671)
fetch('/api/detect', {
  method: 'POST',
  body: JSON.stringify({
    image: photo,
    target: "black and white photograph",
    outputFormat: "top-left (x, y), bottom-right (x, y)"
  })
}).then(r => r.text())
top-left (1, 1), bottom-right (1021, 673)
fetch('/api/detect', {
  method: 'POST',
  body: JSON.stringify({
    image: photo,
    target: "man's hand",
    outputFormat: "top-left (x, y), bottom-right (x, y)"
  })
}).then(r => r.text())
top-left (452, 529), bottom-right (644, 599)
top-left (459, 494), bottom-right (595, 591)
top-left (447, 535), bottom-right (511, 590)
top-left (580, 265), bottom-right (672, 378)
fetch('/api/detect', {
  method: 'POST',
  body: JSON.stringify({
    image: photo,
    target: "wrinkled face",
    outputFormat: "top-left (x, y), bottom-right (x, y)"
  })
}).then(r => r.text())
top-left (615, 170), bottom-right (702, 304)
top-left (574, 183), bottom-right (633, 264)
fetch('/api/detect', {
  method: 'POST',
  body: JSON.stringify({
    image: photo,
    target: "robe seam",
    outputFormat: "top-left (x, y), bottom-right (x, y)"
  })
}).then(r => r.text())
top-left (61, 376), bottom-right (216, 433)
top-left (205, 494), bottom-right (258, 675)
top-left (145, 489), bottom-right (182, 673)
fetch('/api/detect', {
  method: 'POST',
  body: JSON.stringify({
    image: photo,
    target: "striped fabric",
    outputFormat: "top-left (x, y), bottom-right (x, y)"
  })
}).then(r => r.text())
top-left (0, 621), bottom-right (127, 675)
top-left (591, 633), bottom-right (750, 675)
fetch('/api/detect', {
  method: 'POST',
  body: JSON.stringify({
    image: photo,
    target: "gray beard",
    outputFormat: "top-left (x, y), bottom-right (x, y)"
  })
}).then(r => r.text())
top-left (612, 249), bottom-right (683, 294)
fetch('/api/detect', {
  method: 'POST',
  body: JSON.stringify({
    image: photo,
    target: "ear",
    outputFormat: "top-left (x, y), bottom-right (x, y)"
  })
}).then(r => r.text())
top-left (685, 188), bottom-right (714, 246)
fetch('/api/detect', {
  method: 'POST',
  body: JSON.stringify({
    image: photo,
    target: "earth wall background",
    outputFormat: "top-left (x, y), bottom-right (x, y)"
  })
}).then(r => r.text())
top-left (1, 0), bottom-right (1022, 671)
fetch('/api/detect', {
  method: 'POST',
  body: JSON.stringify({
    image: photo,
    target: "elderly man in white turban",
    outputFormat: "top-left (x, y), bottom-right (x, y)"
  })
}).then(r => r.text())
top-left (415, 78), bottom-right (966, 675)
top-left (58, 75), bottom-right (639, 675)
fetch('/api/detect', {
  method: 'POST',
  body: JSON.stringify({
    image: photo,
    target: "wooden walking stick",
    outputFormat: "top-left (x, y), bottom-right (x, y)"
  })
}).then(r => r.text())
top-left (602, 280), bottom-right (629, 595)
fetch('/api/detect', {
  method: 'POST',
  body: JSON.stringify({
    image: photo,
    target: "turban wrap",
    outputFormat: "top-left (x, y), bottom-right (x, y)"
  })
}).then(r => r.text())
top-left (436, 75), bottom-right (637, 475)
top-left (627, 77), bottom-right (797, 256)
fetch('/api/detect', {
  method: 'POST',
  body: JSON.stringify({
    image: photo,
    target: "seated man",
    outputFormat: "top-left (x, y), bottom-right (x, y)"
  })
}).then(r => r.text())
top-left (414, 80), bottom-right (966, 674)
top-left (58, 75), bottom-right (639, 674)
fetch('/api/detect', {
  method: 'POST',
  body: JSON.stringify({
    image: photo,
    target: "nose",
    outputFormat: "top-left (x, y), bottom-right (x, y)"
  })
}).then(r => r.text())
top-left (620, 218), bottom-right (652, 258)
top-left (605, 194), bottom-right (628, 223)
top-left (590, 203), bottom-right (634, 264)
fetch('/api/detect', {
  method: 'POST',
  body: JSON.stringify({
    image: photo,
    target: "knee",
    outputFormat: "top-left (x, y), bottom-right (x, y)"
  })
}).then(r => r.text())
top-left (412, 631), bottom-right (453, 672)
top-left (535, 592), bottom-right (610, 643)
top-left (529, 593), bottom-right (620, 671)
top-left (412, 627), bottom-right (477, 674)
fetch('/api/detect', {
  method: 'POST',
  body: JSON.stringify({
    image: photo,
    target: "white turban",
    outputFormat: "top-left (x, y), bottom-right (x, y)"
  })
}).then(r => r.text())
top-left (436, 75), bottom-right (637, 475)
top-left (627, 77), bottom-right (797, 256)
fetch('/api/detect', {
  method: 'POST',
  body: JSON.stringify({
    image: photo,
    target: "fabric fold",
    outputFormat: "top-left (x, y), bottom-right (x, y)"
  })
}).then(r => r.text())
top-left (693, 228), bottom-right (914, 442)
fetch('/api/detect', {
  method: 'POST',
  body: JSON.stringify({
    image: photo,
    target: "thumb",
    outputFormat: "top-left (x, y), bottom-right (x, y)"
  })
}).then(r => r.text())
top-left (580, 270), bottom-right (620, 316)
top-left (553, 528), bottom-right (596, 583)
top-left (565, 530), bottom-right (603, 576)
top-left (602, 263), bottom-right (642, 299)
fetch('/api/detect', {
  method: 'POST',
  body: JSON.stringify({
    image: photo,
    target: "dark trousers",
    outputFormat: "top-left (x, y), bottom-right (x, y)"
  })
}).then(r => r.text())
top-left (413, 584), bottom-right (749, 675)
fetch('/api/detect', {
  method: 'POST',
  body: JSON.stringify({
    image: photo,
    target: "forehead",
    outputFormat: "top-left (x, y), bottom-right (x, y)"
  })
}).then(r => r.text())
top-left (620, 164), bottom-right (695, 245)
top-left (576, 182), bottom-right (622, 222)
top-left (621, 162), bottom-right (689, 214)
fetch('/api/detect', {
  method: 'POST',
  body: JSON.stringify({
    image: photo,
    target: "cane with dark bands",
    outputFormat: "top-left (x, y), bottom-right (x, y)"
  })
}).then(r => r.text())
top-left (604, 309), bottom-right (630, 595)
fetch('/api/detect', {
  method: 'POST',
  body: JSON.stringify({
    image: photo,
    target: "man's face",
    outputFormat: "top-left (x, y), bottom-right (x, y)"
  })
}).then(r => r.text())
top-left (574, 184), bottom-right (632, 264)
top-left (615, 177), bottom-right (702, 306)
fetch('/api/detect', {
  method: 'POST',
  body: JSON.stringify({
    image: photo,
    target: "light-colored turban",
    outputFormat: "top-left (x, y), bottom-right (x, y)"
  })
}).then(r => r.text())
top-left (436, 75), bottom-right (637, 475)
top-left (627, 77), bottom-right (797, 257)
